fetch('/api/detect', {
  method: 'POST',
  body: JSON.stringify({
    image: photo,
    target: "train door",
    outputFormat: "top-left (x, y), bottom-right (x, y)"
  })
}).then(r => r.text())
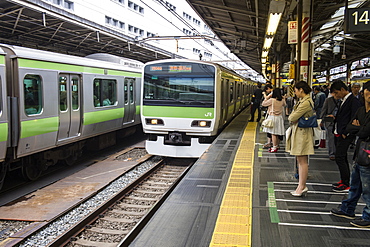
top-left (220, 78), bottom-right (228, 125)
top-left (123, 78), bottom-right (135, 124)
top-left (57, 74), bottom-right (81, 141)
top-left (0, 60), bottom-right (7, 163)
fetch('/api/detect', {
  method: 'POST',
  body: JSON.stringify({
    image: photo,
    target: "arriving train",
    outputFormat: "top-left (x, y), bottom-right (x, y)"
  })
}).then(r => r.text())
top-left (0, 44), bottom-right (143, 189)
top-left (140, 59), bottom-right (256, 158)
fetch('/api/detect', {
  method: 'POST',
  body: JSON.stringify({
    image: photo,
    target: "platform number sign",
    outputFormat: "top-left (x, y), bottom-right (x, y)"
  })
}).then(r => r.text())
top-left (346, 8), bottom-right (370, 33)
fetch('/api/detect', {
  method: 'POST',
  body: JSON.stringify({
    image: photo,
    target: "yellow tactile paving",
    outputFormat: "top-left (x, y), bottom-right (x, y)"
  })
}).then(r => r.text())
top-left (209, 122), bottom-right (257, 247)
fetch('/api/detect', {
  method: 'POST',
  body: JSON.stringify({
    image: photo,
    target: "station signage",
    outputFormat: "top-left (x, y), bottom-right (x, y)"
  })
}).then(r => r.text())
top-left (346, 7), bottom-right (370, 33)
top-left (288, 21), bottom-right (298, 44)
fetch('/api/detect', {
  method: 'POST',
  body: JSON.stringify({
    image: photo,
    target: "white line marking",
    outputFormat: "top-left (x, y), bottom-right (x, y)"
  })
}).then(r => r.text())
top-left (275, 189), bottom-right (348, 195)
top-left (76, 167), bottom-right (128, 179)
top-left (277, 209), bottom-right (363, 217)
top-left (278, 222), bottom-right (370, 231)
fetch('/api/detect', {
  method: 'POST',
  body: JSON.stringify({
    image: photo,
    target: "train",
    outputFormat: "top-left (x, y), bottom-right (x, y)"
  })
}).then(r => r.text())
top-left (140, 59), bottom-right (256, 158)
top-left (0, 44), bottom-right (143, 189)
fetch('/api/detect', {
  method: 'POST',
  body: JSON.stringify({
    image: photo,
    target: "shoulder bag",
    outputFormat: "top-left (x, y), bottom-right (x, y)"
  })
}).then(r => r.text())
top-left (298, 101), bottom-right (318, 128)
top-left (261, 99), bottom-right (274, 128)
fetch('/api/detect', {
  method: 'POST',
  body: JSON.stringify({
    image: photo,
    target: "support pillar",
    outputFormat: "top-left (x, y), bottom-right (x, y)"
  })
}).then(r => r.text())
top-left (299, 0), bottom-right (312, 84)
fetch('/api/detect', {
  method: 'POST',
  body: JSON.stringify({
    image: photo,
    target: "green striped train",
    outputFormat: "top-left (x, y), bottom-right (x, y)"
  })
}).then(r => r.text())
top-left (0, 44), bottom-right (142, 189)
top-left (141, 59), bottom-right (256, 158)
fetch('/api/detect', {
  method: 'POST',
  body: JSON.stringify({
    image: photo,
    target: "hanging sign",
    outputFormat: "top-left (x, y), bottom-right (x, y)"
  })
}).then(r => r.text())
top-left (346, 8), bottom-right (370, 33)
top-left (288, 21), bottom-right (298, 44)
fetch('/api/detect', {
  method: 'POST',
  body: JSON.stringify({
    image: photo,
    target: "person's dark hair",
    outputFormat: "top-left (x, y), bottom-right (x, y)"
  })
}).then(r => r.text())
top-left (272, 88), bottom-right (283, 101)
top-left (330, 79), bottom-right (348, 93)
top-left (264, 84), bottom-right (273, 91)
top-left (257, 83), bottom-right (262, 88)
top-left (294, 81), bottom-right (311, 94)
top-left (363, 80), bottom-right (370, 91)
top-left (313, 86), bottom-right (321, 92)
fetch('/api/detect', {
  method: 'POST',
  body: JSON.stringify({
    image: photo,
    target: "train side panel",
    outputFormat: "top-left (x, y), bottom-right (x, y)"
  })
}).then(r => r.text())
top-left (0, 53), bottom-right (8, 162)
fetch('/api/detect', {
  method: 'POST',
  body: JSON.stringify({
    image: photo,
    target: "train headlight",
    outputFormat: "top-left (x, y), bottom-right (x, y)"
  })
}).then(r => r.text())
top-left (146, 118), bottom-right (164, 125)
top-left (191, 120), bottom-right (211, 127)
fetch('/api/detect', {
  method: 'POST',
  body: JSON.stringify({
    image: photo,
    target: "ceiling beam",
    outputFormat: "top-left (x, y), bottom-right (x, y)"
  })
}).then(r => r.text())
top-left (190, 0), bottom-right (267, 18)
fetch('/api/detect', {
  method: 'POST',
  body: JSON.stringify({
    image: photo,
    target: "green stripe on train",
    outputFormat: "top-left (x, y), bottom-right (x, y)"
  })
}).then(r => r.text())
top-left (18, 58), bottom-right (140, 77)
top-left (20, 117), bottom-right (59, 139)
top-left (84, 108), bottom-right (124, 125)
top-left (0, 55), bottom-right (4, 64)
top-left (142, 106), bottom-right (214, 119)
top-left (0, 123), bottom-right (8, 142)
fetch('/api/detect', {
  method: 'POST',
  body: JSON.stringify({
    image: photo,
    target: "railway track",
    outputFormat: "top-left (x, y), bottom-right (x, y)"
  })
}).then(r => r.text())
top-left (1, 149), bottom-right (194, 247)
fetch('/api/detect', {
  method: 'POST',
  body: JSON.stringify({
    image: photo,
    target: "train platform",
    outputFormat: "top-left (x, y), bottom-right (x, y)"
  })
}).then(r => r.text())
top-left (130, 108), bottom-right (370, 247)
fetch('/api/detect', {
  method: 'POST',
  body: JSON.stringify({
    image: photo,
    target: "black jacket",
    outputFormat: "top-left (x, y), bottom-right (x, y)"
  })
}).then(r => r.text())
top-left (346, 106), bottom-right (370, 159)
top-left (252, 88), bottom-right (263, 104)
top-left (334, 94), bottom-right (361, 135)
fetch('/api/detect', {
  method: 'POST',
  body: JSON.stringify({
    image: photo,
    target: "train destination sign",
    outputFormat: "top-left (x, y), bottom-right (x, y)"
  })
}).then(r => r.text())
top-left (150, 65), bottom-right (192, 73)
top-left (346, 7), bottom-right (370, 33)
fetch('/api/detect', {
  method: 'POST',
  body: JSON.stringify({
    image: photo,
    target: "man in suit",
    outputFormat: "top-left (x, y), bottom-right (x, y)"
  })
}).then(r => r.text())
top-left (330, 80), bottom-right (362, 192)
top-left (249, 83), bottom-right (263, 122)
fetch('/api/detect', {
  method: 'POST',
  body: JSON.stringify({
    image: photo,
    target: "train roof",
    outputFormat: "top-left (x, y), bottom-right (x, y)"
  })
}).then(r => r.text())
top-left (144, 59), bottom-right (251, 81)
top-left (0, 44), bottom-right (143, 73)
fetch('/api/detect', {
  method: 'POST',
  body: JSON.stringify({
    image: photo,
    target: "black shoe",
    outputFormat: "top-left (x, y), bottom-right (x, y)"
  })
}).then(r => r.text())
top-left (350, 218), bottom-right (370, 228)
top-left (249, 119), bottom-right (254, 122)
top-left (332, 184), bottom-right (350, 192)
top-left (330, 208), bottom-right (355, 219)
top-left (256, 119), bottom-right (261, 122)
top-left (332, 180), bottom-right (342, 187)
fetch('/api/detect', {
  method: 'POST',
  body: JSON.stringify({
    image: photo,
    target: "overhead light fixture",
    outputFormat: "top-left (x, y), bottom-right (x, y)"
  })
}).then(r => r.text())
top-left (266, 13), bottom-right (282, 36)
top-left (261, 58), bottom-right (267, 63)
top-left (262, 50), bottom-right (269, 57)
top-left (263, 37), bottom-right (274, 49)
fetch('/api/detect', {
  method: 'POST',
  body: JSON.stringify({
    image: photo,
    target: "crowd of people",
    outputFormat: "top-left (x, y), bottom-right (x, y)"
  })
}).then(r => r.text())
top-left (249, 79), bottom-right (370, 228)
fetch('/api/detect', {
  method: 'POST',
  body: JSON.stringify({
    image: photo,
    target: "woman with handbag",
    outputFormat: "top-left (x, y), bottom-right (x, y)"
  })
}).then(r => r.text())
top-left (261, 88), bottom-right (286, 153)
top-left (286, 81), bottom-right (315, 197)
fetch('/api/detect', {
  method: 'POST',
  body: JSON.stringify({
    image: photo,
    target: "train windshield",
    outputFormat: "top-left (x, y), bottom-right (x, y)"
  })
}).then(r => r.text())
top-left (143, 62), bottom-right (215, 107)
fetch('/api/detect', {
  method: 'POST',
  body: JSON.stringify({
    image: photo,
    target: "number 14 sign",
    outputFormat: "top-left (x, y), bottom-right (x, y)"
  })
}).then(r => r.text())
top-left (346, 8), bottom-right (370, 33)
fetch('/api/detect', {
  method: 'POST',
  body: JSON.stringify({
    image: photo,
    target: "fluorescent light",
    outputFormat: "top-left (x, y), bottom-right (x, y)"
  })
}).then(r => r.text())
top-left (266, 13), bottom-right (282, 35)
top-left (261, 58), bottom-right (267, 63)
top-left (262, 50), bottom-right (269, 57)
top-left (263, 37), bottom-right (274, 49)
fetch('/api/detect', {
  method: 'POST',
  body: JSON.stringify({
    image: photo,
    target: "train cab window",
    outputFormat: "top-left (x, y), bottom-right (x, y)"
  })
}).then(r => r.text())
top-left (24, 75), bottom-right (42, 115)
top-left (71, 76), bottom-right (79, 110)
top-left (93, 79), bottom-right (117, 107)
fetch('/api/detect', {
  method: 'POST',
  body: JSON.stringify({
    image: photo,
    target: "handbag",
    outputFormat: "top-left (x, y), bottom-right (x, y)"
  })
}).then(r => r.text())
top-left (356, 140), bottom-right (370, 166)
top-left (262, 118), bottom-right (273, 128)
top-left (297, 101), bottom-right (318, 128)
top-left (261, 99), bottom-right (274, 128)
top-left (298, 114), bottom-right (318, 128)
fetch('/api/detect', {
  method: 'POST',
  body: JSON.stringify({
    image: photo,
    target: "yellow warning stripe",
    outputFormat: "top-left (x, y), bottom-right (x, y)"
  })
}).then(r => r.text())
top-left (209, 122), bottom-right (257, 247)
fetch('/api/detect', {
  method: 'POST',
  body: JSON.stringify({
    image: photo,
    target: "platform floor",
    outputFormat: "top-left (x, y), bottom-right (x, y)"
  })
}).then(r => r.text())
top-left (130, 108), bottom-right (370, 247)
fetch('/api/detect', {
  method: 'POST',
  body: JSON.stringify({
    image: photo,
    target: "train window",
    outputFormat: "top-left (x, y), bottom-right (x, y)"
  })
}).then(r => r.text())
top-left (24, 75), bottom-right (42, 115)
top-left (59, 76), bottom-right (68, 112)
top-left (143, 62), bottom-right (215, 107)
top-left (93, 78), bottom-right (117, 107)
top-left (124, 78), bottom-right (135, 104)
top-left (229, 81), bottom-right (234, 103)
top-left (71, 76), bottom-right (79, 110)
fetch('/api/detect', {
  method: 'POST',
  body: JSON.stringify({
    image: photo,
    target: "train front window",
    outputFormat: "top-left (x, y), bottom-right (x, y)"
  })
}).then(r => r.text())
top-left (24, 75), bottom-right (42, 115)
top-left (143, 62), bottom-right (215, 107)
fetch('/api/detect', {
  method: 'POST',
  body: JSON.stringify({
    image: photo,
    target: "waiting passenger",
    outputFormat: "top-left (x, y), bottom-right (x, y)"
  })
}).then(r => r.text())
top-left (286, 81), bottom-right (314, 197)
top-left (330, 80), bottom-right (370, 228)
top-left (320, 92), bottom-right (340, 161)
top-left (262, 84), bottom-right (273, 148)
top-left (249, 83), bottom-right (263, 122)
top-left (330, 80), bottom-right (361, 192)
top-left (261, 88), bottom-right (286, 153)
top-left (313, 86), bottom-right (326, 118)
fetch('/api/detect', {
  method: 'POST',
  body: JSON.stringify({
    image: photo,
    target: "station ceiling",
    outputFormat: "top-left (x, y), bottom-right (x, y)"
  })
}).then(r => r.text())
top-left (187, 0), bottom-right (370, 75)
top-left (2, 0), bottom-right (370, 76)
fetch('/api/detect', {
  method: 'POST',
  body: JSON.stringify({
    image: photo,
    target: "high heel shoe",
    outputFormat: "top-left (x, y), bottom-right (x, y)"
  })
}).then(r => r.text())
top-left (290, 187), bottom-right (308, 197)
